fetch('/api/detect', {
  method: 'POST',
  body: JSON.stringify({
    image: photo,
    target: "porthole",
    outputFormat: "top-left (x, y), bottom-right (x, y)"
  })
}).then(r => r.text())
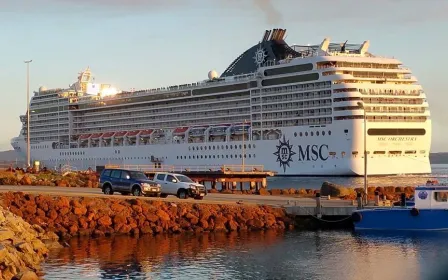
top-left (311, 132), bottom-right (314, 136)
top-left (294, 132), bottom-right (297, 137)
top-left (253, 154), bottom-right (256, 158)
top-left (248, 144), bottom-right (252, 149)
top-left (329, 131), bottom-right (332, 136)
top-left (305, 132), bottom-right (308, 136)
top-left (253, 144), bottom-right (256, 148)
top-left (239, 145), bottom-right (242, 149)
top-left (316, 131), bottom-right (320, 136)
top-left (226, 145), bottom-right (228, 149)
top-left (300, 132), bottom-right (303, 137)
top-left (230, 155), bottom-right (233, 158)
top-left (322, 131), bottom-right (326, 136)
top-left (230, 145), bottom-right (233, 150)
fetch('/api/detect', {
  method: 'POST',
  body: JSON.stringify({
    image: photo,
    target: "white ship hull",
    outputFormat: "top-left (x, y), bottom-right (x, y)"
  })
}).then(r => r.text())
top-left (13, 120), bottom-right (431, 176)
top-left (11, 30), bottom-right (433, 176)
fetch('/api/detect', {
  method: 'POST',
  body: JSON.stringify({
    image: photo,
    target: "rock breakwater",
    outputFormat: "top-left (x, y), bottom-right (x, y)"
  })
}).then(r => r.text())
top-left (0, 170), bottom-right (98, 188)
top-left (0, 192), bottom-right (293, 240)
top-left (0, 205), bottom-right (60, 280)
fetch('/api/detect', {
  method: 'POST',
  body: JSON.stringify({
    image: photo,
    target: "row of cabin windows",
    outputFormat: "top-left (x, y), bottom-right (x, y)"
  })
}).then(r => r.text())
top-left (177, 154), bottom-right (256, 160)
top-left (294, 130), bottom-right (332, 137)
top-left (189, 144), bottom-right (256, 151)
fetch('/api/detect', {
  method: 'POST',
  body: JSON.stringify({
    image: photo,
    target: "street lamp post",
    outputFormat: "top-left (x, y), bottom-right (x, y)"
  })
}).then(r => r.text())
top-left (25, 60), bottom-right (32, 167)
top-left (357, 101), bottom-right (368, 205)
top-left (242, 120), bottom-right (247, 172)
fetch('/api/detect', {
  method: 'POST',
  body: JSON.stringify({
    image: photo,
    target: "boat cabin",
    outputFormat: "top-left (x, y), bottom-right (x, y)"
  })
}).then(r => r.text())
top-left (414, 180), bottom-right (448, 209)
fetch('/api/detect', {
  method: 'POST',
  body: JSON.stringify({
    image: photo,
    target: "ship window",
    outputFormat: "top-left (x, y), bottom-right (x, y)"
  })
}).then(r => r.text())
top-left (311, 132), bottom-right (314, 136)
top-left (367, 128), bottom-right (426, 136)
top-left (434, 192), bottom-right (448, 202)
top-left (328, 131), bottom-right (332, 135)
top-left (322, 131), bottom-right (325, 136)
top-left (305, 132), bottom-right (308, 137)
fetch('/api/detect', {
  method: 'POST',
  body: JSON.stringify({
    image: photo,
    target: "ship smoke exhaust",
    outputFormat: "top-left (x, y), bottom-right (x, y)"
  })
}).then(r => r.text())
top-left (40, 0), bottom-right (282, 24)
top-left (253, 0), bottom-right (282, 24)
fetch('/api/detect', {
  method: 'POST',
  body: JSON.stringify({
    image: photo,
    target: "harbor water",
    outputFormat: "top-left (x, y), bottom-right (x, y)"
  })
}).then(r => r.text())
top-left (42, 230), bottom-right (448, 280)
top-left (41, 163), bottom-right (448, 280)
top-left (267, 164), bottom-right (448, 189)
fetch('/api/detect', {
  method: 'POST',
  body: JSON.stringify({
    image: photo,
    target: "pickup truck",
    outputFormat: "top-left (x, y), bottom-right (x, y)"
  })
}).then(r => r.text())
top-left (153, 172), bottom-right (207, 200)
top-left (99, 168), bottom-right (161, 197)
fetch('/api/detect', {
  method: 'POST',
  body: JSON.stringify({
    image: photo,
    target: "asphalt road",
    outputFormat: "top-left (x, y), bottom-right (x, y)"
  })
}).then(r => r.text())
top-left (0, 185), bottom-right (353, 207)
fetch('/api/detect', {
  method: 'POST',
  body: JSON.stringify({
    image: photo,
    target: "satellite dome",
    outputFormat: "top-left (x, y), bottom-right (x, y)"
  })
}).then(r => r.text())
top-left (39, 86), bottom-right (47, 92)
top-left (208, 70), bottom-right (219, 80)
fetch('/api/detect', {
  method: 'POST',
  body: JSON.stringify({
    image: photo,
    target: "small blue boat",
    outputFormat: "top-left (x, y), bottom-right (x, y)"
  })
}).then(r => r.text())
top-left (352, 181), bottom-right (448, 231)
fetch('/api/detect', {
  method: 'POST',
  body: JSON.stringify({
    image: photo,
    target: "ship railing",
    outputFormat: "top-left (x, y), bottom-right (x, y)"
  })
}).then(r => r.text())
top-left (71, 73), bottom-right (257, 104)
top-left (111, 164), bottom-right (265, 173)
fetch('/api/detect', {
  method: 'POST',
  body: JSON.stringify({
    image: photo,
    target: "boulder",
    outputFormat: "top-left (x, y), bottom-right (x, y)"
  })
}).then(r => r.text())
top-left (320, 181), bottom-right (356, 197)
top-left (258, 188), bottom-right (270, 196)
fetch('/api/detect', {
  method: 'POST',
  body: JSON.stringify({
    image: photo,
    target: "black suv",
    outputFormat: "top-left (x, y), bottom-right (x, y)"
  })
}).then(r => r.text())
top-left (99, 168), bottom-right (161, 197)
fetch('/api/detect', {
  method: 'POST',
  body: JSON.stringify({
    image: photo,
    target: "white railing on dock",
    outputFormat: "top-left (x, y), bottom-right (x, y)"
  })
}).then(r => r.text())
top-left (105, 164), bottom-right (265, 173)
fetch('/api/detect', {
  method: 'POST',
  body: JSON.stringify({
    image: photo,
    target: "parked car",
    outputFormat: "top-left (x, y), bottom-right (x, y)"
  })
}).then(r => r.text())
top-left (153, 172), bottom-right (207, 199)
top-left (99, 168), bottom-right (161, 197)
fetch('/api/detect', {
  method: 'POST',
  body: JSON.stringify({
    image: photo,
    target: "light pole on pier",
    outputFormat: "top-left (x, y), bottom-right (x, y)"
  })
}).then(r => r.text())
top-left (25, 60), bottom-right (32, 167)
top-left (242, 119), bottom-right (247, 172)
top-left (357, 101), bottom-right (368, 205)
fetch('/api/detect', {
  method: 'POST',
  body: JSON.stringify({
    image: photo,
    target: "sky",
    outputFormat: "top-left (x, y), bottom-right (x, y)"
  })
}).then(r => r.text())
top-left (0, 0), bottom-right (447, 151)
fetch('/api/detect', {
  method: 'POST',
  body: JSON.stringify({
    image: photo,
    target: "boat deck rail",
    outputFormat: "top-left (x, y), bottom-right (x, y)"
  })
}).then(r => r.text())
top-left (105, 164), bottom-right (266, 173)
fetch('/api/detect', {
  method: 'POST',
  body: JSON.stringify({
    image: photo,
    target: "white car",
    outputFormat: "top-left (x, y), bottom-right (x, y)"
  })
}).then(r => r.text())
top-left (153, 172), bottom-right (207, 200)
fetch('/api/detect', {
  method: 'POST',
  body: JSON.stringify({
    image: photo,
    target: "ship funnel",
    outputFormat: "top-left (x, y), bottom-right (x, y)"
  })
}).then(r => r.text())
top-left (359, 40), bottom-right (370, 55)
top-left (265, 30), bottom-right (272, 41)
top-left (280, 29), bottom-right (286, 40)
top-left (262, 30), bottom-right (269, 42)
top-left (270, 28), bottom-right (277, 40)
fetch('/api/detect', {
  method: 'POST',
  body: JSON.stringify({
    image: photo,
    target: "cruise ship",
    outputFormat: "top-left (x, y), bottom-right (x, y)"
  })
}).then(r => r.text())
top-left (11, 28), bottom-right (431, 176)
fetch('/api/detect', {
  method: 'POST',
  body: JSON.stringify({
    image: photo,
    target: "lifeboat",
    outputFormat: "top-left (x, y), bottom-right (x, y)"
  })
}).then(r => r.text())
top-left (209, 123), bottom-right (231, 135)
top-left (114, 131), bottom-right (127, 138)
top-left (102, 132), bottom-right (115, 138)
top-left (126, 130), bottom-right (141, 137)
top-left (79, 134), bottom-right (91, 140)
top-left (140, 129), bottom-right (153, 137)
top-left (90, 133), bottom-right (103, 139)
top-left (173, 127), bottom-right (189, 135)
top-left (231, 123), bottom-right (251, 134)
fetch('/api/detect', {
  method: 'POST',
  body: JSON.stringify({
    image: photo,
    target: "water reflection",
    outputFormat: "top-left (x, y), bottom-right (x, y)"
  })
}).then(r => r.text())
top-left (266, 164), bottom-right (448, 190)
top-left (43, 230), bottom-right (448, 280)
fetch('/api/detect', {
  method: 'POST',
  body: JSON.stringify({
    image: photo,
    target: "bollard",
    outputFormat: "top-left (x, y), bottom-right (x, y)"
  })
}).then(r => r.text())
top-left (357, 192), bottom-right (363, 209)
top-left (374, 191), bottom-right (380, 206)
top-left (315, 193), bottom-right (322, 218)
top-left (400, 193), bottom-right (406, 207)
